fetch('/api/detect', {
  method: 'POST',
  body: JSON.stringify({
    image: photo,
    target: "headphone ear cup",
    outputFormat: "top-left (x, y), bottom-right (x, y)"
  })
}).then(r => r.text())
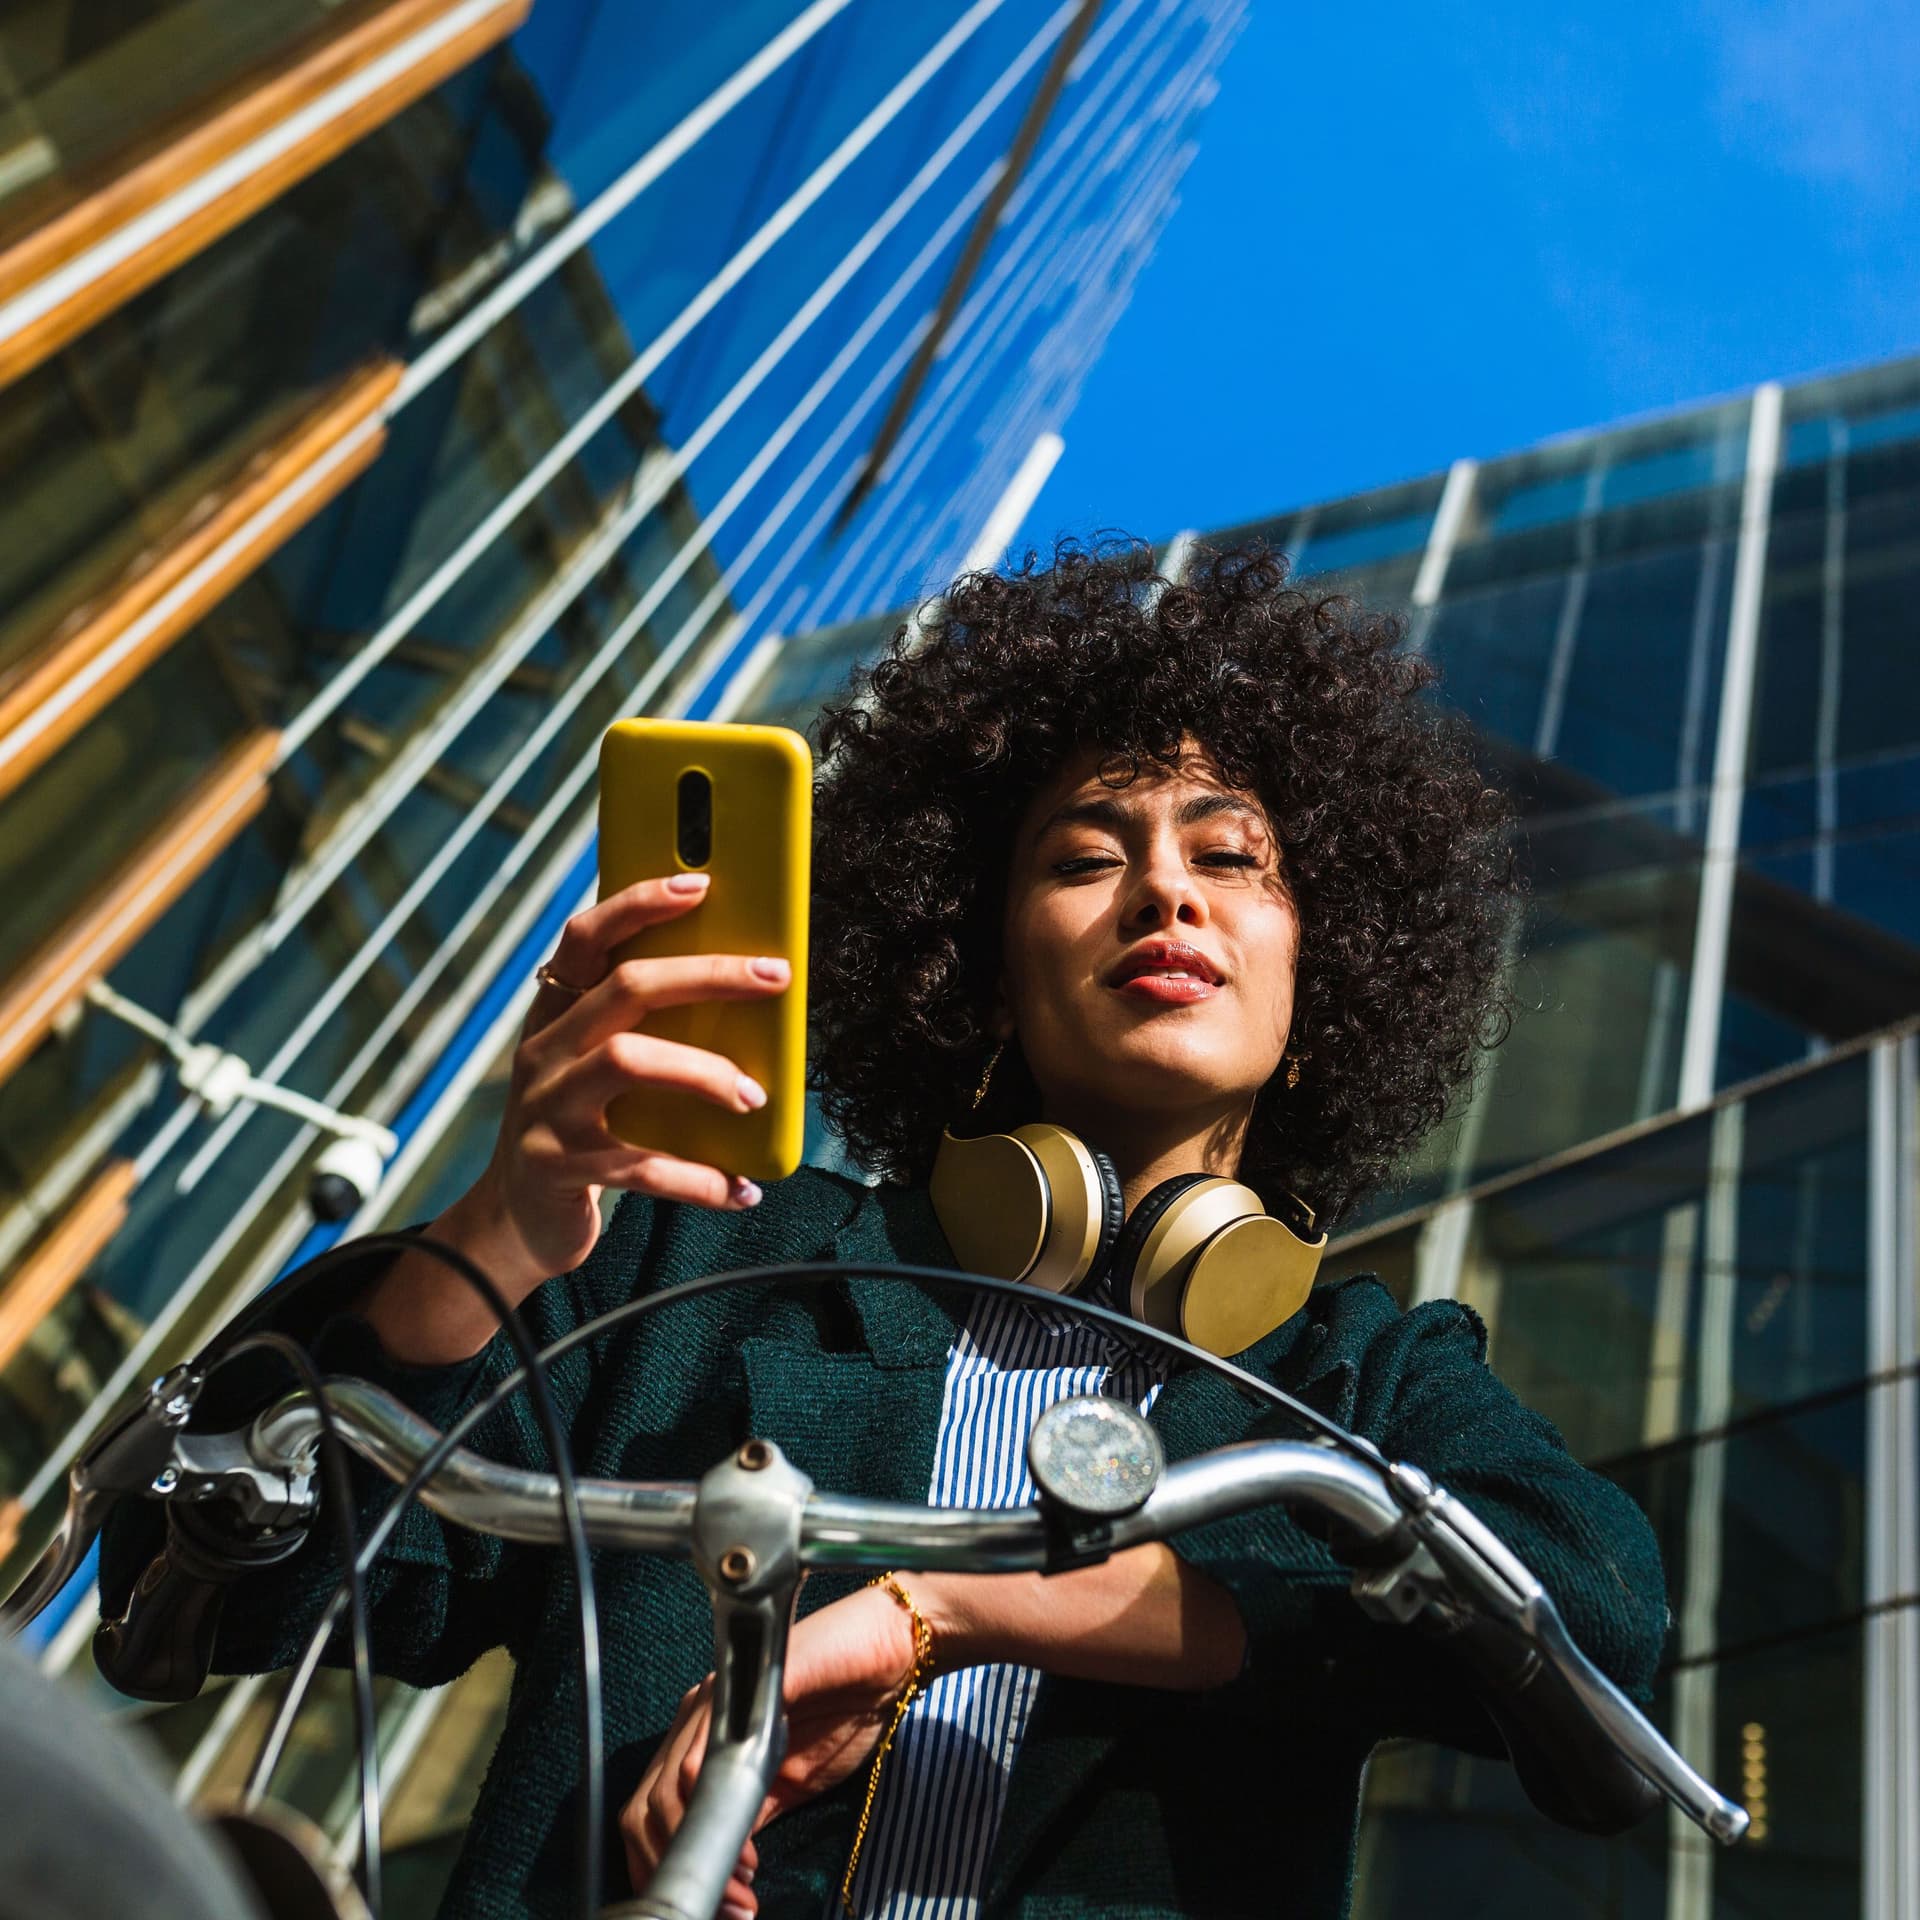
top-left (1101, 1172), bottom-right (1213, 1313)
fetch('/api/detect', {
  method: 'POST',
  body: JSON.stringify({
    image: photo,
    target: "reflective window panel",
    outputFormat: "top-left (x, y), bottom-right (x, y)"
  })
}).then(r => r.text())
top-left (1345, 1045), bottom-right (1870, 1454)
top-left (1208, 471), bottom-right (1444, 607)
top-left (0, 47), bottom-right (547, 704)
top-left (1355, 1621), bottom-right (1861, 1920)
top-left (734, 608), bottom-right (900, 734)
top-left (1341, 1042), bottom-right (1879, 1918)
top-left (1724, 360), bottom-right (1920, 1085)
top-left (0, 0), bottom-right (392, 247)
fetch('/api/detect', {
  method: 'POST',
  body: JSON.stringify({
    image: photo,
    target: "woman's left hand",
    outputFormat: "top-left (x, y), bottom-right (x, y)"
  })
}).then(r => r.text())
top-left (620, 1581), bottom-right (927, 1914)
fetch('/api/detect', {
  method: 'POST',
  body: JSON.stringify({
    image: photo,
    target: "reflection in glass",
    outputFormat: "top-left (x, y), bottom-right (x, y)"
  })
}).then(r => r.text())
top-left (1753, 439), bottom-right (1920, 779)
top-left (1731, 364), bottom-right (1920, 1080)
top-left (1468, 402), bottom-right (1748, 539)
top-left (0, 18), bottom-right (670, 1293)
top-left (0, 1271), bottom-right (139, 1494)
top-left (0, 46), bottom-right (543, 709)
top-left (1345, 1045), bottom-right (1869, 1460)
top-left (1780, 356), bottom-right (1920, 467)
top-left (1210, 473), bottom-right (1443, 598)
top-left (0, 464), bottom-right (721, 1489)
top-left (0, 0), bottom-right (392, 246)
top-left (379, 1649), bottom-right (514, 1906)
top-left (1345, 1044), bottom-right (1874, 1920)
top-left (1472, 860), bottom-right (1701, 1189)
top-left (1448, 472), bottom-right (1745, 602)
top-left (1426, 574), bottom-right (1569, 751)
top-left (1608, 1392), bottom-right (1864, 1659)
top-left (734, 608), bottom-right (899, 735)
top-left (1356, 1622), bottom-right (1860, 1919)
top-left (1294, 511), bottom-right (1435, 582)
top-left (380, 1053), bottom-right (512, 1234)
top-left (0, 643), bottom-right (257, 983)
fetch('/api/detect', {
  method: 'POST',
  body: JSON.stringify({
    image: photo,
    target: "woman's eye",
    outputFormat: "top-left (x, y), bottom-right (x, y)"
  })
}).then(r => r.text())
top-left (1053, 854), bottom-right (1121, 876)
top-left (1197, 850), bottom-right (1260, 869)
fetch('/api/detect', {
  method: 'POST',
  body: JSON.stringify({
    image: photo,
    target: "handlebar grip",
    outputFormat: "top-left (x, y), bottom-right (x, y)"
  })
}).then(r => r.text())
top-left (94, 1503), bottom-right (308, 1704)
top-left (1424, 1609), bottom-right (1662, 1835)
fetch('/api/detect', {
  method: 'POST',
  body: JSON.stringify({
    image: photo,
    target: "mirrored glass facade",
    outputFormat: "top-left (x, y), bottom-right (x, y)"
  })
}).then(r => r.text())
top-left (1344, 1034), bottom-right (1903, 1920)
top-left (0, 0), bottom-right (1245, 1897)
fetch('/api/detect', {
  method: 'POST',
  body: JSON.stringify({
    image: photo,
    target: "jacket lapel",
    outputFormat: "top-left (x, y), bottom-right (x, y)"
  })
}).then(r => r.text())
top-left (738, 1181), bottom-right (962, 1510)
top-left (1148, 1282), bottom-right (1362, 1456)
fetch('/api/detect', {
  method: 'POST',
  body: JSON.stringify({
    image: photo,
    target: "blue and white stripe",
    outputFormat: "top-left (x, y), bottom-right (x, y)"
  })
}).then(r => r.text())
top-left (851, 1293), bottom-right (1166, 1919)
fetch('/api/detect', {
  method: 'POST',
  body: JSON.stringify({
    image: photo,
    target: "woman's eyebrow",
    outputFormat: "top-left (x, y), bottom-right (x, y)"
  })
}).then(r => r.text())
top-left (1036, 795), bottom-right (1131, 836)
top-left (1177, 792), bottom-right (1262, 826)
top-left (1036, 791), bottom-right (1263, 836)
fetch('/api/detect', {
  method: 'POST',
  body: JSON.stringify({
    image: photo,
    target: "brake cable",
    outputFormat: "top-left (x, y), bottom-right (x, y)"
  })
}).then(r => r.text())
top-left (212, 1331), bottom-right (383, 1917)
top-left (227, 1233), bottom-right (603, 1920)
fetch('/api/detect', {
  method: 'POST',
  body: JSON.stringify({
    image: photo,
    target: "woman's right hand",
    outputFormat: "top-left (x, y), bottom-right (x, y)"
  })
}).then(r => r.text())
top-left (477, 870), bottom-right (788, 1291)
top-left (362, 872), bottom-right (790, 1362)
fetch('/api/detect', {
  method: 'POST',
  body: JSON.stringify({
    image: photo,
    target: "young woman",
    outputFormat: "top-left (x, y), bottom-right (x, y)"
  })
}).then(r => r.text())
top-left (104, 543), bottom-right (1668, 1919)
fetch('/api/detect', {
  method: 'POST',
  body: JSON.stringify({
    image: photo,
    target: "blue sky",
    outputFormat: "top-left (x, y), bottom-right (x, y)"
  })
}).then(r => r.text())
top-left (1018, 0), bottom-right (1920, 552)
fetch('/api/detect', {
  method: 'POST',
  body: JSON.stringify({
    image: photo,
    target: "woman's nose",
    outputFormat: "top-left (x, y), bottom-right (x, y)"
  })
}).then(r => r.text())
top-left (1122, 860), bottom-right (1207, 930)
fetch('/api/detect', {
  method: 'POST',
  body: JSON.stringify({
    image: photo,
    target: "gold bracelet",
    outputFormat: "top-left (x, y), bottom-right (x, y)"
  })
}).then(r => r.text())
top-left (840, 1573), bottom-right (937, 1916)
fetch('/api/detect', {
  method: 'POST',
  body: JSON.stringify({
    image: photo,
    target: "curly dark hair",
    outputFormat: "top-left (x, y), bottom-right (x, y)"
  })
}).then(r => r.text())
top-left (808, 538), bottom-right (1514, 1222)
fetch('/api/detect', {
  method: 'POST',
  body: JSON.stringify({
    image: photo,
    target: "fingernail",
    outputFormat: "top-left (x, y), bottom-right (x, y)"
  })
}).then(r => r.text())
top-left (668, 871), bottom-right (710, 894)
top-left (732, 1177), bottom-right (763, 1208)
top-left (740, 1864), bottom-right (756, 1885)
top-left (723, 1904), bottom-right (755, 1920)
top-left (737, 1074), bottom-right (768, 1110)
top-left (749, 955), bottom-right (790, 982)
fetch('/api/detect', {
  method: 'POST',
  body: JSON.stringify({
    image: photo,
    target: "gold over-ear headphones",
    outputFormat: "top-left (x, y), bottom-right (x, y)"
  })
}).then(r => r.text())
top-left (929, 1123), bottom-right (1327, 1357)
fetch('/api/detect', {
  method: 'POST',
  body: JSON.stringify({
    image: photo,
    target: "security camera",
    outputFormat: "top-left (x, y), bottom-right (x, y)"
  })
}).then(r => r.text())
top-left (308, 1134), bottom-right (389, 1222)
top-left (81, 983), bottom-right (401, 1219)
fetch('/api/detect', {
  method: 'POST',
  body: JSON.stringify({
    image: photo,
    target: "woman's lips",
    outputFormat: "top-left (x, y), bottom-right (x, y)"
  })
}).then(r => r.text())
top-left (1112, 973), bottom-right (1221, 1005)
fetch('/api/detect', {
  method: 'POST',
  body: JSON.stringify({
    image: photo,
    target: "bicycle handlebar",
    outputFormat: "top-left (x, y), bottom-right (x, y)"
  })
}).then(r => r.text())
top-left (261, 1377), bottom-right (1740, 1916)
top-left (12, 1363), bottom-right (1748, 1920)
top-left (256, 1378), bottom-right (1415, 1571)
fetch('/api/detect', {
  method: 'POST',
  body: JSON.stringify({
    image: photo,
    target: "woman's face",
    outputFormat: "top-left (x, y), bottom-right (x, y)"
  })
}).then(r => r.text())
top-left (997, 741), bottom-right (1299, 1136)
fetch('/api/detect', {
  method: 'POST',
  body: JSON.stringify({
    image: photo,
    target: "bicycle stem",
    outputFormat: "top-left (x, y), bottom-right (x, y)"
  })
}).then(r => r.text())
top-left (605, 1439), bottom-right (810, 1920)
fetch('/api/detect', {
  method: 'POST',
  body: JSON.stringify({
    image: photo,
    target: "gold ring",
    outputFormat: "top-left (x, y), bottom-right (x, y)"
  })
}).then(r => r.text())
top-left (534, 961), bottom-right (592, 999)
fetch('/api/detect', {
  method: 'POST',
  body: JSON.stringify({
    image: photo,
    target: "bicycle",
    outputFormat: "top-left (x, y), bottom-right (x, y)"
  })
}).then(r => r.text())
top-left (4, 1242), bottom-right (1747, 1920)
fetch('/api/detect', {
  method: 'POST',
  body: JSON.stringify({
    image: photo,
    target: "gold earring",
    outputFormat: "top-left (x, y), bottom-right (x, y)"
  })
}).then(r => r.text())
top-left (1285, 1051), bottom-right (1304, 1091)
top-left (972, 1040), bottom-right (1006, 1111)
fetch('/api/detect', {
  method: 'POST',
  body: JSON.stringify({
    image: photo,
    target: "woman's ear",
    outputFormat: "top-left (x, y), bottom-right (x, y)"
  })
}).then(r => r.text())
top-left (988, 989), bottom-right (1015, 1044)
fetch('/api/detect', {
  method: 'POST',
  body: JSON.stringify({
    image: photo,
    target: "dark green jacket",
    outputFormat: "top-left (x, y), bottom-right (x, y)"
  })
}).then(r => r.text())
top-left (102, 1166), bottom-right (1669, 1919)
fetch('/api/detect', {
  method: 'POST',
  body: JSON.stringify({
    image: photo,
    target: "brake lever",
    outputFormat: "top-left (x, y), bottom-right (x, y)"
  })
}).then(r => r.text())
top-left (1356, 1461), bottom-right (1747, 1845)
top-left (1, 1364), bottom-right (204, 1630)
top-left (78, 1374), bottom-right (318, 1704)
top-left (606, 1438), bottom-right (810, 1920)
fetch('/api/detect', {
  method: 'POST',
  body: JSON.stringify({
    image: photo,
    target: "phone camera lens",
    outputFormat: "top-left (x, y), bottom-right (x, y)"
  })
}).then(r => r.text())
top-left (676, 768), bottom-right (713, 867)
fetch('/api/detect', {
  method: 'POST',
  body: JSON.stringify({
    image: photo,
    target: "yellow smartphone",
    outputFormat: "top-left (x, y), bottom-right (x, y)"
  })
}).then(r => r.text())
top-left (596, 718), bottom-right (811, 1183)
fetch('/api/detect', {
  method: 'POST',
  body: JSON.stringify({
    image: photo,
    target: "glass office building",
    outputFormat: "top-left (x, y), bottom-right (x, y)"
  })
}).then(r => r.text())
top-left (0, 0), bottom-right (1243, 1887)
top-left (738, 356), bottom-right (1920, 1920)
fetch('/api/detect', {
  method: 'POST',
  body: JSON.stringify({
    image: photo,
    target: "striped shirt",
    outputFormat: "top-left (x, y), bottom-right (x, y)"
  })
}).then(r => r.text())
top-left (851, 1293), bottom-right (1167, 1919)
